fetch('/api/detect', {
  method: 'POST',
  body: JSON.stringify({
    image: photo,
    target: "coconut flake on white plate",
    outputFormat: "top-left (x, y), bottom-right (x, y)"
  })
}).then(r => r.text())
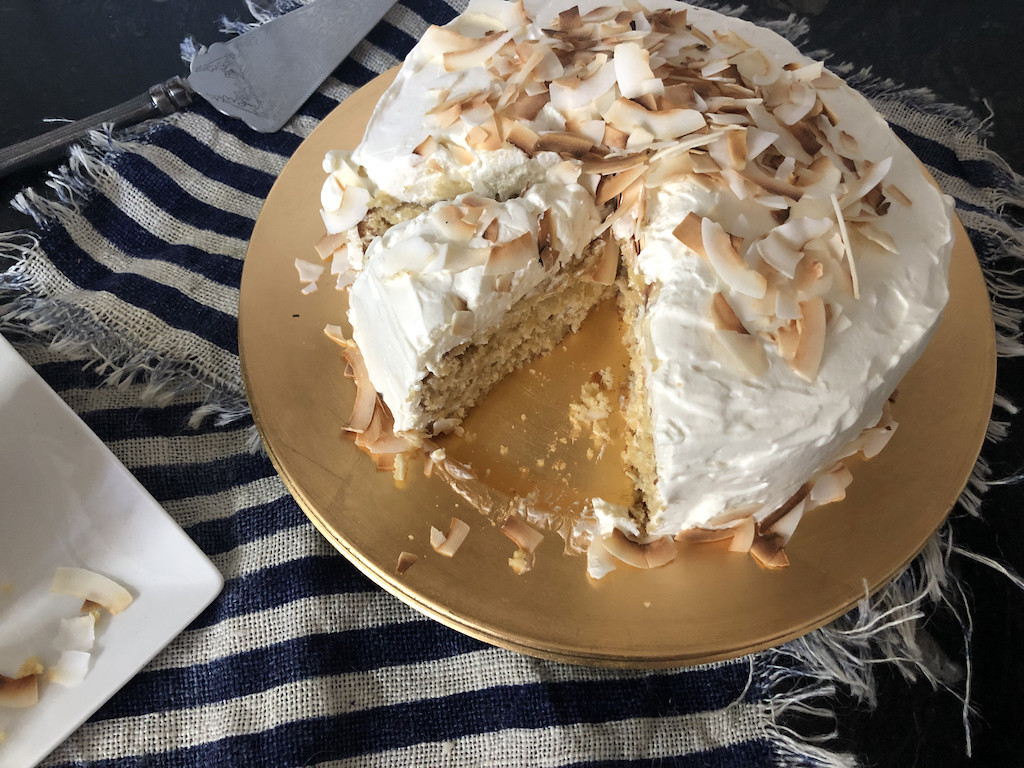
top-left (51, 567), bottom-right (133, 615)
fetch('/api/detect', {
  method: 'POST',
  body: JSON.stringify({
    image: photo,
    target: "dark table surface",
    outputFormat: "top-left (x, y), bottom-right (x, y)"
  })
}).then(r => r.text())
top-left (2, 1), bottom-right (1022, 766)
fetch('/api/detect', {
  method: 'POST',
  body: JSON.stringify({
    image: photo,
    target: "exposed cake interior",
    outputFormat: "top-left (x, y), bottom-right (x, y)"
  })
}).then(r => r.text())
top-left (416, 239), bottom-right (615, 435)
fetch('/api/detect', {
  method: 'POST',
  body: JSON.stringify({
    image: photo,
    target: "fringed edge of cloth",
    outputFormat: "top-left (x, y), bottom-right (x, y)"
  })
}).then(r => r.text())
top-left (0, 133), bottom-right (251, 429)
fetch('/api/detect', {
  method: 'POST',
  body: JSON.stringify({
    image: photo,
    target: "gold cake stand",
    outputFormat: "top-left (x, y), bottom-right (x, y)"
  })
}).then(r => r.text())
top-left (238, 70), bottom-right (997, 668)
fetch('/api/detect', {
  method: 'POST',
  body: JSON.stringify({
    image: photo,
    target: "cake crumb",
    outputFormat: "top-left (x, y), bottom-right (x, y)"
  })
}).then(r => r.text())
top-left (442, 739), bottom-right (456, 756)
top-left (509, 548), bottom-right (532, 575)
top-left (520, 413), bottom-right (527, 422)
top-left (643, 601), bottom-right (652, 608)
top-left (499, 445), bottom-right (509, 456)
top-left (535, 458), bottom-right (545, 469)
top-left (392, 453), bottom-right (409, 486)
top-left (568, 369), bottom-right (616, 458)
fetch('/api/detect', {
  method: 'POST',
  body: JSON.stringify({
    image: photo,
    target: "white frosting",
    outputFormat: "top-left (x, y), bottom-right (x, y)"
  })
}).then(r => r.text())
top-left (637, 166), bottom-right (951, 534)
top-left (330, 0), bottom-right (954, 536)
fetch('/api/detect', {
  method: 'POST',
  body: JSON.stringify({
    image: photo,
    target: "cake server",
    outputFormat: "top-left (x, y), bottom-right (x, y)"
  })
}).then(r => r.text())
top-left (0, 0), bottom-right (394, 177)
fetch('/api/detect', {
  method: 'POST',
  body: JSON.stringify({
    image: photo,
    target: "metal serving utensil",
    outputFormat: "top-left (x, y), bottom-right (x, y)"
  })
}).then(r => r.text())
top-left (0, 0), bottom-right (394, 177)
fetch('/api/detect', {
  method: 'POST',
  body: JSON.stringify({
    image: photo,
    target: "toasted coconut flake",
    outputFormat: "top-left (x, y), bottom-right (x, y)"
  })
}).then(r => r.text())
top-left (505, 120), bottom-right (539, 154)
top-left (602, 529), bottom-right (650, 569)
top-left (484, 231), bottom-right (535, 275)
top-left (534, 131), bottom-right (594, 158)
top-left (791, 297), bottom-right (827, 381)
top-left (320, 185), bottom-right (370, 235)
top-left (727, 517), bottom-right (757, 553)
top-left (505, 90), bottom-right (551, 121)
top-left (746, 103), bottom-right (813, 165)
top-left (295, 258), bottom-right (325, 286)
top-left (551, 60), bottom-right (618, 111)
top-left (862, 422), bottom-right (897, 458)
top-left (708, 129), bottom-right (748, 170)
top-left (355, 401), bottom-right (411, 456)
top-left (883, 183), bottom-right (912, 207)
top-left (482, 218), bottom-right (501, 243)
top-left (585, 235), bottom-right (621, 285)
top-left (702, 218), bottom-right (767, 299)
top-left (765, 499), bottom-right (806, 545)
top-left (314, 232), bottom-right (349, 261)
top-left (432, 204), bottom-right (477, 242)
top-left (755, 235), bottom-right (803, 279)
top-left (0, 669), bottom-right (40, 709)
top-left (536, 208), bottom-right (555, 266)
top-left (660, 82), bottom-right (697, 108)
top-left (448, 144), bottom-right (475, 166)
top-left (501, 517), bottom-right (544, 553)
top-left (773, 82), bottom-right (818, 126)
top-left (736, 161), bottom-right (805, 200)
top-left (603, 123), bottom-right (629, 150)
top-left (830, 192), bottom-right (859, 299)
top-left (731, 47), bottom-right (777, 86)
top-left (710, 292), bottom-right (745, 333)
top-left (466, 122), bottom-right (503, 151)
top-left (442, 29), bottom-right (513, 72)
top-left (595, 163), bottom-right (647, 205)
top-left (841, 157), bottom-right (893, 209)
top-left (603, 97), bottom-right (704, 142)
top-left (580, 151), bottom-right (648, 174)
top-left (750, 532), bottom-right (790, 568)
top-left (810, 463), bottom-right (854, 507)
top-left (413, 135), bottom-right (439, 157)
top-left (431, 517), bottom-right (471, 557)
top-left (603, 529), bottom-right (677, 569)
top-left (51, 567), bottom-right (133, 615)
top-left (613, 41), bottom-right (661, 99)
top-left (395, 551), bottom-right (418, 575)
top-left (853, 221), bottom-right (898, 254)
top-left (557, 5), bottom-right (582, 29)
top-left (643, 537), bottom-right (678, 568)
top-left (330, 336), bottom-right (377, 433)
top-left (672, 212), bottom-right (706, 258)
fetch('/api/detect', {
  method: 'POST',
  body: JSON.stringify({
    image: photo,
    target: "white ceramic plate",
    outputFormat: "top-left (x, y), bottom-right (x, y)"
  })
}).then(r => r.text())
top-left (0, 335), bottom-right (223, 767)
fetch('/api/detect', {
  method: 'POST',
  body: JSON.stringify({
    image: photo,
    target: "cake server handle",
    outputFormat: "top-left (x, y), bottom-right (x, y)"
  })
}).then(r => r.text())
top-left (0, 76), bottom-right (194, 178)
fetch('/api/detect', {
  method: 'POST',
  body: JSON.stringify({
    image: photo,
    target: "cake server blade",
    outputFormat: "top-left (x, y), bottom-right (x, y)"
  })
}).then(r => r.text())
top-left (0, 0), bottom-right (394, 177)
top-left (189, 0), bottom-right (394, 133)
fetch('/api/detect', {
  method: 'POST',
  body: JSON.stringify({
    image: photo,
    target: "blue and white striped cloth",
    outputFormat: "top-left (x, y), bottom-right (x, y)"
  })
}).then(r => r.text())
top-left (2, 1), bottom-right (1022, 766)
